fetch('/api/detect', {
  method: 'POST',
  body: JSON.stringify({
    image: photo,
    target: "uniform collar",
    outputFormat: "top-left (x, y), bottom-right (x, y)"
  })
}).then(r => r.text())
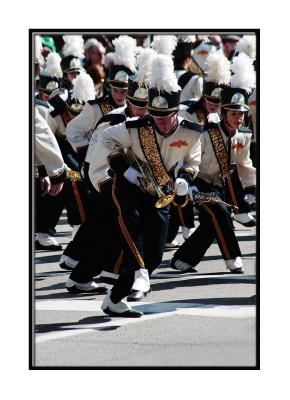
top-left (220, 120), bottom-right (237, 138)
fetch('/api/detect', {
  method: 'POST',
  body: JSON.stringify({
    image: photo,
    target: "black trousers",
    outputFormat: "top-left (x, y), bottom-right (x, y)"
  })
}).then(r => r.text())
top-left (69, 176), bottom-right (124, 283)
top-left (225, 165), bottom-right (251, 214)
top-left (35, 177), bottom-right (90, 233)
top-left (172, 178), bottom-right (241, 268)
top-left (110, 176), bottom-right (170, 304)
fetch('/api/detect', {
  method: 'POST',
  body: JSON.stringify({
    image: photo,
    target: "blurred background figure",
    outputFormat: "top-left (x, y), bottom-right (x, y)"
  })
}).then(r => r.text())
top-left (41, 36), bottom-right (57, 58)
top-left (221, 35), bottom-right (241, 60)
top-left (84, 38), bottom-right (106, 97)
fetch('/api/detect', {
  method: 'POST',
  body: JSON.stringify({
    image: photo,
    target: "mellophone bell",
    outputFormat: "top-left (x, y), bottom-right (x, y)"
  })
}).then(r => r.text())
top-left (126, 148), bottom-right (176, 209)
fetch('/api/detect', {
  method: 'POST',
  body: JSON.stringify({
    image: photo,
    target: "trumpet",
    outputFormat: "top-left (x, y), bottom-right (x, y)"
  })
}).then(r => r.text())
top-left (126, 149), bottom-right (175, 209)
top-left (193, 192), bottom-right (239, 212)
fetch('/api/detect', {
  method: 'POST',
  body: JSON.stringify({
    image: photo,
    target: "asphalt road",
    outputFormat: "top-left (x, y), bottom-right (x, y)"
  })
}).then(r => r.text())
top-left (33, 211), bottom-right (257, 368)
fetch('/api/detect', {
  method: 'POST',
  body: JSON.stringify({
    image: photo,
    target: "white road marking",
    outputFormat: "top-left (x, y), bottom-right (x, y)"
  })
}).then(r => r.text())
top-left (35, 299), bottom-right (255, 344)
top-left (152, 272), bottom-right (255, 280)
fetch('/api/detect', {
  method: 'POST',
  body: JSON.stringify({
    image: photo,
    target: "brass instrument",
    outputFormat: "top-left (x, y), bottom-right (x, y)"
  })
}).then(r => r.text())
top-left (193, 192), bottom-right (239, 212)
top-left (35, 167), bottom-right (82, 182)
top-left (126, 149), bottom-right (176, 209)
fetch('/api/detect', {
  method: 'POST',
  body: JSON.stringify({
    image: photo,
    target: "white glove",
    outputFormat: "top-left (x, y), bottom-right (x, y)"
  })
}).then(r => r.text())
top-left (188, 186), bottom-right (199, 200)
top-left (123, 167), bottom-right (143, 186)
top-left (175, 178), bottom-right (188, 196)
top-left (244, 194), bottom-right (256, 204)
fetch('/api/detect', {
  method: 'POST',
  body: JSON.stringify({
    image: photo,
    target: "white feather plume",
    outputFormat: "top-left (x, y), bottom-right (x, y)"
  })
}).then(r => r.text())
top-left (230, 53), bottom-right (256, 92)
top-left (46, 52), bottom-right (63, 78)
top-left (151, 35), bottom-right (177, 56)
top-left (205, 50), bottom-right (231, 85)
top-left (180, 35), bottom-right (196, 43)
top-left (62, 35), bottom-right (84, 59)
top-left (236, 35), bottom-right (256, 60)
top-left (134, 48), bottom-right (158, 87)
top-left (135, 46), bottom-right (145, 57)
top-left (103, 52), bottom-right (114, 69)
top-left (149, 54), bottom-right (181, 93)
top-left (72, 72), bottom-right (96, 102)
top-left (111, 35), bottom-right (137, 71)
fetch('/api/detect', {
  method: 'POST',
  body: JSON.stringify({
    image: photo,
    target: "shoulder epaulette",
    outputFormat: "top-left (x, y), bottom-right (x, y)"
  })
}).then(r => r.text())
top-left (186, 100), bottom-right (203, 115)
top-left (238, 126), bottom-right (253, 134)
top-left (180, 119), bottom-right (205, 133)
top-left (125, 115), bottom-right (152, 129)
top-left (178, 71), bottom-right (195, 90)
top-left (96, 113), bottom-right (126, 128)
top-left (48, 95), bottom-right (67, 117)
top-left (35, 98), bottom-right (49, 108)
top-left (88, 95), bottom-right (108, 105)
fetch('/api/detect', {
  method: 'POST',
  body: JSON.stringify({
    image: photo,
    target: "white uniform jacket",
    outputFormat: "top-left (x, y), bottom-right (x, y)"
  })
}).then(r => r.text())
top-left (35, 104), bottom-right (65, 179)
top-left (198, 122), bottom-right (256, 188)
top-left (66, 101), bottom-right (105, 153)
top-left (175, 70), bottom-right (203, 102)
top-left (85, 106), bottom-right (127, 164)
top-left (96, 116), bottom-right (202, 191)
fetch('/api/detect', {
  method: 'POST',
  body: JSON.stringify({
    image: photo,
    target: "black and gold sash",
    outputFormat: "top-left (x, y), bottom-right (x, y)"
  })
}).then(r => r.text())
top-left (138, 125), bottom-right (171, 187)
top-left (208, 125), bottom-right (231, 181)
top-left (208, 124), bottom-right (240, 210)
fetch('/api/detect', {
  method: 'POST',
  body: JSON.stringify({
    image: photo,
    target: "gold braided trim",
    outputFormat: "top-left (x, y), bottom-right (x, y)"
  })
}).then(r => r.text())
top-left (139, 125), bottom-right (171, 187)
top-left (208, 127), bottom-right (230, 180)
top-left (99, 99), bottom-right (114, 115)
top-left (126, 95), bottom-right (148, 103)
top-left (148, 106), bottom-right (179, 113)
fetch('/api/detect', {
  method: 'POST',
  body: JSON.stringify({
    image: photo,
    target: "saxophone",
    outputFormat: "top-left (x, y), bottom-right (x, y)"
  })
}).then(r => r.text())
top-left (194, 192), bottom-right (239, 212)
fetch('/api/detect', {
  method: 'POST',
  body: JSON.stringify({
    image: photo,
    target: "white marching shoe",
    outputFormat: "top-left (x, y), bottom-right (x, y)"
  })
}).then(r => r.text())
top-left (59, 254), bottom-right (79, 270)
top-left (182, 227), bottom-right (195, 240)
top-left (164, 239), bottom-right (180, 249)
top-left (35, 232), bottom-right (62, 251)
top-left (171, 258), bottom-right (198, 273)
top-left (233, 213), bottom-right (256, 227)
top-left (101, 290), bottom-right (143, 318)
top-left (225, 257), bottom-right (245, 273)
top-left (65, 278), bottom-right (108, 294)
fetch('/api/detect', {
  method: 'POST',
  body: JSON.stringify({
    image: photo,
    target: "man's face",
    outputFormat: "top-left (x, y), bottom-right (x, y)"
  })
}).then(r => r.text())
top-left (66, 71), bottom-right (80, 83)
top-left (225, 110), bottom-right (245, 130)
top-left (152, 112), bottom-right (178, 135)
top-left (128, 101), bottom-right (148, 117)
top-left (111, 87), bottom-right (128, 107)
top-left (204, 98), bottom-right (220, 114)
top-left (222, 40), bottom-right (237, 57)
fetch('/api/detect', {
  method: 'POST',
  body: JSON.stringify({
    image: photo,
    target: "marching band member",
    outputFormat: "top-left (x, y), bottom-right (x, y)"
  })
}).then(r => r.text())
top-left (173, 37), bottom-right (203, 101)
top-left (171, 52), bottom-right (256, 274)
top-left (35, 99), bottom-right (67, 250)
top-left (62, 49), bottom-right (156, 293)
top-left (99, 54), bottom-right (202, 317)
top-left (66, 35), bottom-right (137, 164)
